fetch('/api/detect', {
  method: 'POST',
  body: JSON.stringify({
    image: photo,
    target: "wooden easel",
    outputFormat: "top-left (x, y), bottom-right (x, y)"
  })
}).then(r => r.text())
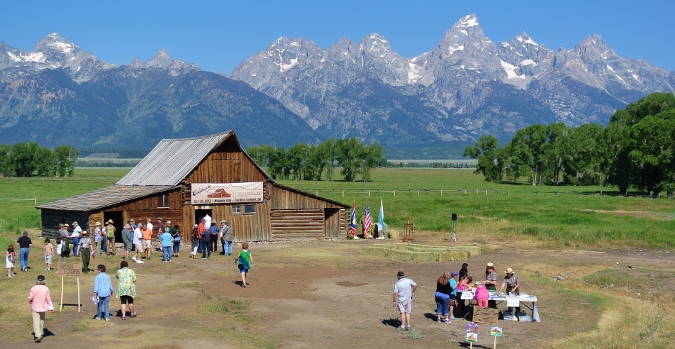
top-left (56, 262), bottom-right (82, 312)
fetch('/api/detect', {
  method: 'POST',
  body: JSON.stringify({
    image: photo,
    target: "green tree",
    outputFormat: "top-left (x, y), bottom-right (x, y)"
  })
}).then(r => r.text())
top-left (0, 144), bottom-right (10, 176)
top-left (510, 124), bottom-right (548, 186)
top-left (54, 145), bottom-right (79, 177)
top-left (562, 124), bottom-right (604, 185)
top-left (335, 138), bottom-right (365, 182)
top-left (463, 135), bottom-right (503, 182)
top-left (361, 143), bottom-right (385, 182)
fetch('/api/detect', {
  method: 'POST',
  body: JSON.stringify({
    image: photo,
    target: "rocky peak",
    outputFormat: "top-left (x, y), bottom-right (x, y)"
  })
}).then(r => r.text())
top-left (129, 56), bottom-right (144, 68)
top-left (34, 32), bottom-right (79, 57)
top-left (145, 49), bottom-right (174, 68)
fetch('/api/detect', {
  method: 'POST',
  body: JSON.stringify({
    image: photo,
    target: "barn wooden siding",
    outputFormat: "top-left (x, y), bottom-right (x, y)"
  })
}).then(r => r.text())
top-left (41, 210), bottom-right (90, 239)
top-left (88, 189), bottom-right (185, 240)
top-left (184, 138), bottom-right (267, 185)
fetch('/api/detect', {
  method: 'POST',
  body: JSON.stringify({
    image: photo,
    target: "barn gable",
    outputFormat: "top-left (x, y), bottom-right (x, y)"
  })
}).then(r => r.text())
top-left (38, 131), bottom-right (349, 242)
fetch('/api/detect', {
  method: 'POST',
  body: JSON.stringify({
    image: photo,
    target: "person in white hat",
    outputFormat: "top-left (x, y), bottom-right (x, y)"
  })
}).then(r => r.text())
top-left (499, 267), bottom-right (521, 313)
top-left (94, 222), bottom-right (102, 256)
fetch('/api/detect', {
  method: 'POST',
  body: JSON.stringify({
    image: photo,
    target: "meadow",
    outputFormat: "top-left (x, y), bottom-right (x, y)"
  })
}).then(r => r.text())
top-left (1, 167), bottom-right (674, 348)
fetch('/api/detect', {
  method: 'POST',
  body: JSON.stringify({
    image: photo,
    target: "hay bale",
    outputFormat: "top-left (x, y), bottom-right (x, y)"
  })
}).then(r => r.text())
top-left (363, 243), bottom-right (480, 262)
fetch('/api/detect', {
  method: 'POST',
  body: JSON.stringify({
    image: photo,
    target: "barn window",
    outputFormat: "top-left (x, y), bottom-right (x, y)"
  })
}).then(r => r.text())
top-left (157, 194), bottom-right (170, 208)
top-left (232, 205), bottom-right (255, 215)
top-left (232, 205), bottom-right (241, 214)
top-left (244, 205), bottom-right (255, 214)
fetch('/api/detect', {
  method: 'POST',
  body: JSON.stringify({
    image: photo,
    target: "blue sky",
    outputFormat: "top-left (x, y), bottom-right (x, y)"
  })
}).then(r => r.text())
top-left (1, 0), bottom-right (673, 74)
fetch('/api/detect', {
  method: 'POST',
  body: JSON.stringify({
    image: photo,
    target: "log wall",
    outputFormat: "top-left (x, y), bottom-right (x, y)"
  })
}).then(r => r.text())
top-left (40, 210), bottom-right (90, 239)
top-left (270, 209), bottom-right (324, 240)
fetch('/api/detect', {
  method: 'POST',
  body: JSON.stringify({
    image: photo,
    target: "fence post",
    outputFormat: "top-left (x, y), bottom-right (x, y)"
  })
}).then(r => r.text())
top-left (465, 189), bottom-right (467, 194)
top-left (316, 191), bottom-right (318, 196)
top-left (393, 190), bottom-right (396, 196)
top-left (342, 191), bottom-right (345, 197)
top-left (417, 190), bottom-right (420, 196)
top-left (441, 189), bottom-right (443, 196)
top-left (368, 190), bottom-right (371, 197)
top-left (485, 190), bottom-right (488, 195)
top-left (476, 189), bottom-right (478, 194)
top-left (34, 198), bottom-right (37, 205)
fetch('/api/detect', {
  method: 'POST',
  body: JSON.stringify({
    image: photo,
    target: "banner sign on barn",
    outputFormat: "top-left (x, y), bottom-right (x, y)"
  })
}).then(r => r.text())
top-left (191, 182), bottom-right (264, 204)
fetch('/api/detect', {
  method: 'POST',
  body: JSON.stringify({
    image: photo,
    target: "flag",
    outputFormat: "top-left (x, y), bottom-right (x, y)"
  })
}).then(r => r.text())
top-left (363, 200), bottom-right (372, 235)
top-left (349, 201), bottom-right (357, 237)
top-left (378, 198), bottom-right (385, 235)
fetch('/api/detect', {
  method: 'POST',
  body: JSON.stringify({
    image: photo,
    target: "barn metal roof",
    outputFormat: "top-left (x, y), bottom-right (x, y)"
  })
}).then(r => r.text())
top-left (36, 185), bottom-right (177, 212)
top-left (117, 131), bottom-right (235, 186)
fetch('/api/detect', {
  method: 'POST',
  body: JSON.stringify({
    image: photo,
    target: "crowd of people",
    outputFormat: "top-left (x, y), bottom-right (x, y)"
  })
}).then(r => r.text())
top-left (392, 262), bottom-right (523, 330)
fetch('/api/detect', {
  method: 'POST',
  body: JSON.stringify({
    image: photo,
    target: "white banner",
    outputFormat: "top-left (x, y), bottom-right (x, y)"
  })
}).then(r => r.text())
top-left (191, 182), bottom-right (263, 204)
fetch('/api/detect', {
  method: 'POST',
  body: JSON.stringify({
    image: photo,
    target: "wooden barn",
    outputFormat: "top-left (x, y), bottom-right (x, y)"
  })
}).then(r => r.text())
top-left (37, 131), bottom-right (349, 242)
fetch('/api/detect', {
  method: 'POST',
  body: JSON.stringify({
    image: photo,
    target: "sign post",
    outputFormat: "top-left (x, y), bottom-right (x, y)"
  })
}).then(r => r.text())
top-left (56, 262), bottom-right (82, 312)
top-left (465, 322), bottom-right (479, 348)
top-left (490, 326), bottom-right (503, 349)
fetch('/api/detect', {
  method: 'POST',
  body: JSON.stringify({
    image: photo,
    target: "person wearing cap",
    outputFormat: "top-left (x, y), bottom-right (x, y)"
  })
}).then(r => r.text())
top-left (78, 231), bottom-right (94, 274)
top-left (93, 222), bottom-right (102, 256)
top-left (499, 268), bottom-right (521, 312)
top-left (121, 224), bottom-right (133, 260)
top-left (190, 224), bottom-right (200, 259)
top-left (16, 231), bottom-right (32, 272)
top-left (28, 275), bottom-right (54, 343)
top-left (393, 271), bottom-right (417, 330)
top-left (131, 223), bottom-right (144, 264)
top-left (219, 220), bottom-right (234, 256)
top-left (448, 271), bottom-right (459, 320)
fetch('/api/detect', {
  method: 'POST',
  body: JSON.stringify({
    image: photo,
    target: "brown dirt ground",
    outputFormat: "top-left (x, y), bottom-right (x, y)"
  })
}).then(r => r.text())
top-left (5, 240), bottom-right (675, 349)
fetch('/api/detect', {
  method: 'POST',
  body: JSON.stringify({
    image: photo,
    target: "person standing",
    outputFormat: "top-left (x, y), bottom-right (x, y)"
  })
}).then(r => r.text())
top-left (485, 262), bottom-right (498, 308)
top-left (160, 227), bottom-right (173, 262)
top-left (203, 213), bottom-right (211, 231)
top-left (78, 232), bottom-right (93, 274)
top-left (6, 245), bottom-right (16, 277)
top-left (190, 224), bottom-right (199, 259)
top-left (236, 243), bottom-right (252, 287)
top-left (28, 275), bottom-right (54, 343)
top-left (71, 221), bottom-right (82, 256)
top-left (58, 224), bottom-right (69, 254)
top-left (140, 223), bottom-right (153, 261)
top-left (209, 222), bottom-right (219, 253)
top-left (434, 272), bottom-right (452, 323)
top-left (448, 271), bottom-right (459, 320)
top-left (498, 267), bottom-right (521, 313)
top-left (393, 271), bottom-right (417, 330)
top-left (201, 222), bottom-right (211, 259)
top-left (44, 239), bottom-right (54, 272)
top-left (93, 264), bottom-right (113, 321)
top-left (171, 224), bottom-right (181, 258)
top-left (121, 224), bottom-right (133, 260)
top-left (93, 222), bottom-right (102, 256)
top-left (55, 238), bottom-right (65, 262)
top-left (16, 231), bottom-right (32, 272)
top-left (104, 220), bottom-right (116, 255)
top-left (155, 219), bottom-right (164, 252)
top-left (116, 261), bottom-right (137, 320)
top-left (219, 220), bottom-right (234, 256)
top-left (131, 223), bottom-right (144, 264)
top-left (145, 218), bottom-right (154, 239)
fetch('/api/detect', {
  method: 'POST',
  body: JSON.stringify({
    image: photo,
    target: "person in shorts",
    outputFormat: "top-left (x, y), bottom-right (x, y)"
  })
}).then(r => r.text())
top-left (131, 223), bottom-right (144, 264)
top-left (393, 271), bottom-right (417, 330)
top-left (116, 261), bottom-right (137, 320)
top-left (44, 238), bottom-right (53, 272)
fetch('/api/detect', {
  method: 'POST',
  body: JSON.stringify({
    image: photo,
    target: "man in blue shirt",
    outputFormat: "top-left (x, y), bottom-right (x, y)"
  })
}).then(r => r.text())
top-left (93, 264), bottom-right (113, 321)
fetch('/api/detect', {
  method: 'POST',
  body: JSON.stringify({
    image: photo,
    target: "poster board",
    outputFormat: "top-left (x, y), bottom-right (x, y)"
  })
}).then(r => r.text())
top-left (490, 326), bottom-right (503, 336)
top-left (56, 262), bottom-right (81, 312)
top-left (191, 182), bottom-right (264, 204)
top-left (461, 291), bottom-right (474, 300)
top-left (506, 297), bottom-right (520, 308)
top-left (56, 262), bottom-right (81, 277)
top-left (472, 307), bottom-right (499, 324)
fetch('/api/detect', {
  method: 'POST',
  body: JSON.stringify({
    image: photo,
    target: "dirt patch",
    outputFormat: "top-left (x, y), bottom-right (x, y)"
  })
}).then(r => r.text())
top-left (583, 209), bottom-right (671, 220)
top-left (3, 241), bottom-right (674, 349)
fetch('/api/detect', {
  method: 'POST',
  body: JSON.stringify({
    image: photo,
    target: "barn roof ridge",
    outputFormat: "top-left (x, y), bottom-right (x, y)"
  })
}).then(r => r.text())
top-left (116, 130), bottom-right (272, 186)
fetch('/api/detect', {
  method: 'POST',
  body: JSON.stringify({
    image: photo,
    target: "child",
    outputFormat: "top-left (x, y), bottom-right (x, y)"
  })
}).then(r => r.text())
top-left (6, 245), bottom-right (16, 277)
top-left (55, 238), bottom-right (64, 262)
top-left (44, 238), bottom-right (54, 272)
top-left (236, 243), bottom-right (252, 288)
top-left (474, 282), bottom-right (489, 308)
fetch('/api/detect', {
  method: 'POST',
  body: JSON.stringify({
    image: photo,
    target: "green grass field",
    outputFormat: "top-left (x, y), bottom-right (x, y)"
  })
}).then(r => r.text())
top-left (0, 167), bottom-right (673, 249)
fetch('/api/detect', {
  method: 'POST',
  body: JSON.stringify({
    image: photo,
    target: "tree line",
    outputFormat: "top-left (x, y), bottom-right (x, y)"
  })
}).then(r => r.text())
top-left (0, 143), bottom-right (79, 177)
top-left (464, 92), bottom-right (675, 196)
top-left (247, 138), bottom-right (386, 182)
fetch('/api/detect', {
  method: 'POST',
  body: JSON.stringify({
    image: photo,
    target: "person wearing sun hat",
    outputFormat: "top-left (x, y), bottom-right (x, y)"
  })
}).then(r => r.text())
top-left (78, 231), bottom-right (94, 274)
top-left (104, 220), bottom-right (116, 256)
top-left (499, 267), bottom-right (521, 313)
top-left (94, 221), bottom-right (102, 256)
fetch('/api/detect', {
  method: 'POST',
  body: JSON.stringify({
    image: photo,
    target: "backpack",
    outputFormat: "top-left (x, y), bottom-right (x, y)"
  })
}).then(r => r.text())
top-left (191, 229), bottom-right (199, 242)
top-left (106, 225), bottom-right (115, 238)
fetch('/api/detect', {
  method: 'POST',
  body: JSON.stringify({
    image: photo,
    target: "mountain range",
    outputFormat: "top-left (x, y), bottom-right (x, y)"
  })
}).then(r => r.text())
top-left (1, 14), bottom-right (673, 154)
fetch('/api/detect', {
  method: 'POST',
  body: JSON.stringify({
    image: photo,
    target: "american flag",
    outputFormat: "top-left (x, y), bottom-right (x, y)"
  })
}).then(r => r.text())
top-left (363, 200), bottom-right (372, 234)
top-left (349, 201), bottom-right (357, 237)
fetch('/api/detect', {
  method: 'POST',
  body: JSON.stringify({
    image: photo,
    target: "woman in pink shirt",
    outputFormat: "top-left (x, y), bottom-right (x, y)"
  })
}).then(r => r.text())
top-left (28, 275), bottom-right (54, 343)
